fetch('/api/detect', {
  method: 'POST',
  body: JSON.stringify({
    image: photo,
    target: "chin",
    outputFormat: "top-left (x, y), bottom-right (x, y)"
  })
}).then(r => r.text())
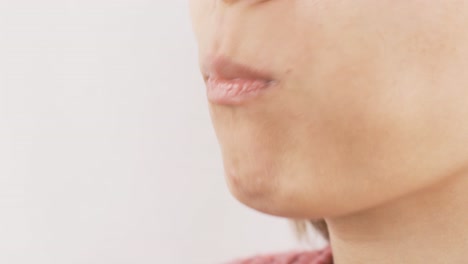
top-left (222, 153), bottom-right (277, 204)
top-left (222, 156), bottom-right (337, 219)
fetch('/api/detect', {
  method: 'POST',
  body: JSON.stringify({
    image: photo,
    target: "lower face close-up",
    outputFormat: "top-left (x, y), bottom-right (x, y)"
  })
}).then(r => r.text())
top-left (190, 0), bottom-right (468, 219)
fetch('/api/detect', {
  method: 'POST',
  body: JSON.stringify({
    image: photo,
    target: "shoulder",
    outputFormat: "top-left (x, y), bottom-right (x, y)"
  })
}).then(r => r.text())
top-left (224, 246), bottom-right (333, 264)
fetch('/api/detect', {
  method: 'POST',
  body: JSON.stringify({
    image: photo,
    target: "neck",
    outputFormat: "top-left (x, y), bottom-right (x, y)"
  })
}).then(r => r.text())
top-left (326, 172), bottom-right (468, 264)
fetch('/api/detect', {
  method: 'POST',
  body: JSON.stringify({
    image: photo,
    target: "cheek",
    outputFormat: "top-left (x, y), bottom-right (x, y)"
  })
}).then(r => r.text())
top-left (292, 0), bottom-right (465, 158)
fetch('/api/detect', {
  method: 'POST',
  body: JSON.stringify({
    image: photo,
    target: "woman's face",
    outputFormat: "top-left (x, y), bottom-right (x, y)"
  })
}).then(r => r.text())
top-left (190, 1), bottom-right (468, 218)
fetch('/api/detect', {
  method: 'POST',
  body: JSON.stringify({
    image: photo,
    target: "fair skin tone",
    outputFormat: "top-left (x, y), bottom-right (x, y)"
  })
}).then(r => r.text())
top-left (190, 1), bottom-right (468, 263)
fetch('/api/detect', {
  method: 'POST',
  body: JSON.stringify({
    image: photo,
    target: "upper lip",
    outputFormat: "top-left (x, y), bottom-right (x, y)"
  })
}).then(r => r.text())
top-left (202, 55), bottom-right (275, 82)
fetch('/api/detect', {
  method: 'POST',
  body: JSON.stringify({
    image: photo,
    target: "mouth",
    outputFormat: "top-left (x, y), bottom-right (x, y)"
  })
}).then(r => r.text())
top-left (202, 56), bottom-right (278, 105)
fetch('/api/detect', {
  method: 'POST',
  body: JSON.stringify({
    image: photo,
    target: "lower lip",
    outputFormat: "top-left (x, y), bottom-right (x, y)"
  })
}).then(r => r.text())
top-left (206, 78), bottom-right (275, 105)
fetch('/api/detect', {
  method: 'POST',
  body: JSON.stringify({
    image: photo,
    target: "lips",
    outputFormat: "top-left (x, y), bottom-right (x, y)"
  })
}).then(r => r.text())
top-left (202, 56), bottom-right (277, 105)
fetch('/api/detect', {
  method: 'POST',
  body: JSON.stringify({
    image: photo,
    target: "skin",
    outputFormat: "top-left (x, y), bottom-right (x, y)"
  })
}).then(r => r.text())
top-left (190, 1), bottom-right (468, 263)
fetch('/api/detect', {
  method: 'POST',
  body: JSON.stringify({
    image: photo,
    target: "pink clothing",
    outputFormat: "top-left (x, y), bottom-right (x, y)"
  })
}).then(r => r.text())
top-left (225, 246), bottom-right (333, 264)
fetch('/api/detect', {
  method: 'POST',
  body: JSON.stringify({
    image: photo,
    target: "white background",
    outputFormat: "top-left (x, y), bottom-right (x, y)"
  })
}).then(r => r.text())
top-left (0, 1), bottom-right (324, 263)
